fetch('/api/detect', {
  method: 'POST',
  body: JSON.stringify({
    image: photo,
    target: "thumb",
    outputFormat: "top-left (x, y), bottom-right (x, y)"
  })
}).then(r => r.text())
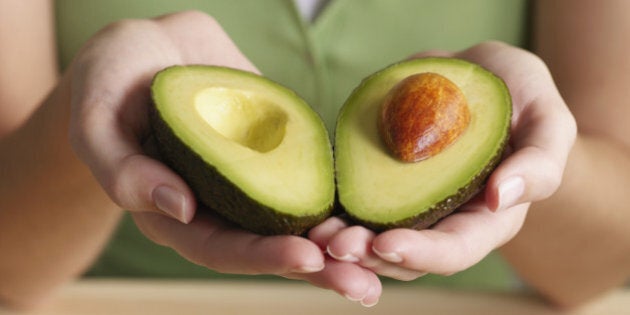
top-left (71, 109), bottom-right (197, 223)
top-left (108, 152), bottom-right (197, 223)
top-left (484, 82), bottom-right (576, 212)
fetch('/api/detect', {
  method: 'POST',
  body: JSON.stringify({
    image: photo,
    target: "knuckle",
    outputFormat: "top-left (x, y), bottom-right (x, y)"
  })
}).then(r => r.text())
top-left (101, 156), bottom-right (140, 210)
top-left (103, 170), bottom-right (128, 208)
top-left (477, 40), bottom-right (509, 50)
top-left (175, 10), bottom-right (218, 25)
top-left (105, 18), bottom-right (148, 33)
top-left (160, 10), bottom-right (221, 33)
top-left (91, 19), bottom-right (150, 44)
top-left (346, 224), bottom-right (372, 236)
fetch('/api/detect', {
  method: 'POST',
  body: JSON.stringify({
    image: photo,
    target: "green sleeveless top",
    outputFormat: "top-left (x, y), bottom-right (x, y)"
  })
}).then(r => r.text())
top-left (55, 0), bottom-right (529, 290)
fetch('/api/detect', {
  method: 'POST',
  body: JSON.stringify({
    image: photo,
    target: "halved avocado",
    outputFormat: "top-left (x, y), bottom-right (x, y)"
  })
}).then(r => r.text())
top-left (335, 58), bottom-right (511, 231)
top-left (150, 65), bottom-right (335, 235)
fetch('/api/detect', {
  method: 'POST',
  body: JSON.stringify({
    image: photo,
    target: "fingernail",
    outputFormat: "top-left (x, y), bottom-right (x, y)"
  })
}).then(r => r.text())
top-left (360, 285), bottom-right (379, 307)
top-left (327, 246), bottom-right (360, 263)
top-left (290, 264), bottom-right (325, 273)
top-left (372, 247), bottom-right (403, 263)
top-left (344, 293), bottom-right (365, 302)
top-left (361, 298), bottom-right (379, 308)
top-left (497, 176), bottom-right (525, 211)
top-left (152, 185), bottom-right (188, 223)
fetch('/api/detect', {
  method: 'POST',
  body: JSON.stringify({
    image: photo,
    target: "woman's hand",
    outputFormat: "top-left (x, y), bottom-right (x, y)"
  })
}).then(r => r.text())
top-left (68, 10), bottom-right (378, 302)
top-left (69, 11), bottom-right (258, 224)
top-left (312, 41), bottom-right (577, 300)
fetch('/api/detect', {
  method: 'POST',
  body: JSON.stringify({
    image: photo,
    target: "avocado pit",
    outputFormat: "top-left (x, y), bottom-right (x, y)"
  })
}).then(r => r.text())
top-left (379, 72), bottom-right (471, 162)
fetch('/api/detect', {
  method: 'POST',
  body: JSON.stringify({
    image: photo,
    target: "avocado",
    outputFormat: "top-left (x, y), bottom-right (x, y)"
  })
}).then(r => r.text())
top-left (335, 58), bottom-right (511, 231)
top-left (150, 65), bottom-right (335, 235)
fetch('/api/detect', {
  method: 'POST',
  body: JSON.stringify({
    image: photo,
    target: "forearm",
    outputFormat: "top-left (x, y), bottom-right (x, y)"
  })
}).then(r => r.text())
top-left (500, 133), bottom-right (630, 308)
top-left (0, 0), bottom-right (58, 136)
top-left (0, 73), bottom-right (122, 310)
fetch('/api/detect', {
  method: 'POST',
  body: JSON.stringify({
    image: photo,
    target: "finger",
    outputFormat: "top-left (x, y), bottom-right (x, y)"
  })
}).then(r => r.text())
top-left (308, 218), bottom-right (419, 285)
top-left (284, 258), bottom-right (382, 307)
top-left (70, 12), bottom-right (264, 222)
top-left (358, 271), bottom-right (382, 307)
top-left (307, 216), bottom-right (350, 250)
top-left (485, 144), bottom-right (561, 212)
top-left (326, 225), bottom-right (373, 263)
top-left (114, 154), bottom-right (196, 223)
top-left (485, 79), bottom-right (575, 210)
top-left (132, 211), bottom-right (326, 275)
top-left (454, 41), bottom-right (577, 211)
top-left (67, 18), bottom-right (200, 222)
top-left (371, 203), bottom-right (528, 276)
top-left (70, 100), bottom-right (196, 223)
top-left (326, 226), bottom-right (426, 281)
top-left (485, 87), bottom-right (576, 211)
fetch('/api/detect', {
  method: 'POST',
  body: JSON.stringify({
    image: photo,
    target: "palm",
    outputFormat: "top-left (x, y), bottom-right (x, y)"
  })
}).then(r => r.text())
top-left (312, 41), bottom-right (575, 299)
top-left (69, 11), bottom-right (374, 306)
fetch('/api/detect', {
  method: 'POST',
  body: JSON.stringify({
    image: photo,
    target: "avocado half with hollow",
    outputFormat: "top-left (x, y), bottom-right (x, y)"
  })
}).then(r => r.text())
top-left (150, 65), bottom-right (335, 235)
top-left (335, 58), bottom-right (511, 231)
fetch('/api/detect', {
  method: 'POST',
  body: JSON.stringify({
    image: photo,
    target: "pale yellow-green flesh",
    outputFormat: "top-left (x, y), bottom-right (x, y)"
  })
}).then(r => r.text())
top-left (195, 87), bottom-right (288, 153)
top-left (336, 58), bottom-right (511, 224)
top-left (153, 66), bottom-right (334, 216)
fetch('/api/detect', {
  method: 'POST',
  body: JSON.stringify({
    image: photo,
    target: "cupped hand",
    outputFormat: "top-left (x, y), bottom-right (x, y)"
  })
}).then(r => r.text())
top-left (313, 41), bottom-right (577, 302)
top-left (68, 10), bottom-right (375, 304)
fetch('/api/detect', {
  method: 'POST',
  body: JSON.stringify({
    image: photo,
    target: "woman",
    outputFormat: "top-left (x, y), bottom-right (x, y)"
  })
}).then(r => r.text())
top-left (1, 0), bottom-right (628, 310)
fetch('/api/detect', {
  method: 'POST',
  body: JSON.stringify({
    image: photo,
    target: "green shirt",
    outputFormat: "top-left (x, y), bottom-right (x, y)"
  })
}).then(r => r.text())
top-left (55, 0), bottom-right (529, 290)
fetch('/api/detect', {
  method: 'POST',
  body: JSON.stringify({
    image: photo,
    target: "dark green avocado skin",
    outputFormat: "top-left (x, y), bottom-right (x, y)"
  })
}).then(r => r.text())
top-left (149, 105), bottom-right (333, 236)
top-left (344, 136), bottom-right (508, 232)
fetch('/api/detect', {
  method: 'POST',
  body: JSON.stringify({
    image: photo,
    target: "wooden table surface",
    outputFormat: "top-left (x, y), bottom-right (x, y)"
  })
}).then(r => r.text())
top-left (1, 280), bottom-right (628, 315)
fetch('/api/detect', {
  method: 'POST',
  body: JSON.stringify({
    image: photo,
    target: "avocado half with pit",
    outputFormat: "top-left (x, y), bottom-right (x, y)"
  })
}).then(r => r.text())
top-left (335, 57), bottom-right (511, 231)
top-left (150, 65), bottom-right (335, 235)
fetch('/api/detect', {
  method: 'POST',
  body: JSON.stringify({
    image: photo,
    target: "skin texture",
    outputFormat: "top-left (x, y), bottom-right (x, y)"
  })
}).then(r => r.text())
top-left (379, 72), bottom-right (471, 162)
top-left (500, 0), bottom-right (630, 308)
top-left (0, 0), bottom-right (58, 136)
top-left (318, 41), bottom-right (577, 304)
top-left (0, 0), bottom-right (628, 310)
top-left (0, 9), bottom-right (349, 309)
top-left (0, 0), bottom-right (121, 309)
top-left (318, 0), bottom-right (630, 309)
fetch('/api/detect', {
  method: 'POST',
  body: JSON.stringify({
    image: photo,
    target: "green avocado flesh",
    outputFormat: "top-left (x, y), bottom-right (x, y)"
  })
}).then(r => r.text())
top-left (335, 58), bottom-right (512, 231)
top-left (150, 65), bottom-right (335, 235)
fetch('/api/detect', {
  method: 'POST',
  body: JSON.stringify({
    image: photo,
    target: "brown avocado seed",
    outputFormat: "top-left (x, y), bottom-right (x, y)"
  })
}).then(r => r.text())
top-left (379, 72), bottom-right (471, 162)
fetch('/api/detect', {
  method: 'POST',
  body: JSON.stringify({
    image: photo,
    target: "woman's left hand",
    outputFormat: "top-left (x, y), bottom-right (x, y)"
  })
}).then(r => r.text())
top-left (310, 41), bottom-right (576, 296)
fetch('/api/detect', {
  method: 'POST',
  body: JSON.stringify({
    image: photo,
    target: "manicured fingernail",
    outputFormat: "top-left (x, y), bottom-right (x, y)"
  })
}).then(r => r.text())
top-left (361, 298), bottom-right (379, 308)
top-left (372, 247), bottom-right (403, 263)
top-left (344, 293), bottom-right (365, 302)
top-left (290, 264), bottom-right (325, 273)
top-left (152, 185), bottom-right (188, 223)
top-left (497, 176), bottom-right (525, 211)
top-left (361, 286), bottom-right (378, 307)
top-left (327, 246), bottom-right (360, 263)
